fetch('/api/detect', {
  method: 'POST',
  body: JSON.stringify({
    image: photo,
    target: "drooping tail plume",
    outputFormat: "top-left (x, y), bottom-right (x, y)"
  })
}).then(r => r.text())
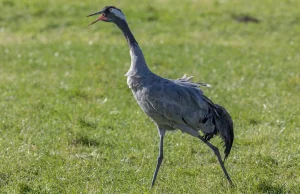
top-left (215, 104), bottom-right (234, 160)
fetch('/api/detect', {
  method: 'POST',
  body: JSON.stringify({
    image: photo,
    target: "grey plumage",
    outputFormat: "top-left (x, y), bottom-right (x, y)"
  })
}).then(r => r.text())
top-left (88, 6), bottom-right (234, 187)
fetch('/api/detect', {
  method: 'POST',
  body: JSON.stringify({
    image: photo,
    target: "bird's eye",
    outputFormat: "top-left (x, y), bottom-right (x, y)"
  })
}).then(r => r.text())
top-left (109, 8), bottom-right (113, 12)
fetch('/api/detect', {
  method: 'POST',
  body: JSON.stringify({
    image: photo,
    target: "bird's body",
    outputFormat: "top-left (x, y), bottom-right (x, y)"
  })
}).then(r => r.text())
top-left (88, 6), bottom-right (234, 187)
top-left (129, 73), bottom-right (214, 134)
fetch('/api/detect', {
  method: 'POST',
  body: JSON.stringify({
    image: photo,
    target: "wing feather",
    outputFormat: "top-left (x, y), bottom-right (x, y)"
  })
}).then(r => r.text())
top-left (143, 77), bottom-right (216, 134)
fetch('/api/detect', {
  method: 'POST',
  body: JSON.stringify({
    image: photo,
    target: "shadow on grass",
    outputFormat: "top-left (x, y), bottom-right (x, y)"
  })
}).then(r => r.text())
top-left (256, 180), bottom-right (286, 194)
top-left (232, 14), bottom-right (260, 23)
top-left (19, 183), bottom-right (33, 194)
top-left (71, 134), bottom-right (99, 147)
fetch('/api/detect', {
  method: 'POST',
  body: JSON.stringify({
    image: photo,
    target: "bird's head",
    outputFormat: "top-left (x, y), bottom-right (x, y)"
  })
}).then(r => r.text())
top-left (87, 6), bottom-right (126, 25)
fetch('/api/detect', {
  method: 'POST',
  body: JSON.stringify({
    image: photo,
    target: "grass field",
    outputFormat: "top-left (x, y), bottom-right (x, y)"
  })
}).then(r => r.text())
top-left (1, 0), bottom-right (300, 193)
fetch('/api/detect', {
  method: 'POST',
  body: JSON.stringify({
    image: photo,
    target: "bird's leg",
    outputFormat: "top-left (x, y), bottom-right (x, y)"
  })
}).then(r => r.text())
top-left (197, 135), bottom-right (233, 186)
top-left (151, 130), bottom-right (165, 188)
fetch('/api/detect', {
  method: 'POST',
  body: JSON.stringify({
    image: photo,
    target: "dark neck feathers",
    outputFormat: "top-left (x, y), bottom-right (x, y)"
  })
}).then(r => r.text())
top-left (115, 19), bottom-right (138, 47)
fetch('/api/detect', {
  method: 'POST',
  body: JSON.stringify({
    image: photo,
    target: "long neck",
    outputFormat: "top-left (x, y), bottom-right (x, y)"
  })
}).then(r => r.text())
top-left (115, 19), bottom-right (151, 77)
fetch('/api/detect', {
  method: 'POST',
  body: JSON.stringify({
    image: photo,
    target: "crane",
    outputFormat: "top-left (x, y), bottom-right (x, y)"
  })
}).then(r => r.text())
top-left (87, 6), bottom-right (234, 187)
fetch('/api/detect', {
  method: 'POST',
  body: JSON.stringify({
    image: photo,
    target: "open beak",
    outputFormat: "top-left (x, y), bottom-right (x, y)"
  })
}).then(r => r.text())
top-left (87, 10), bottom-right (107, 26)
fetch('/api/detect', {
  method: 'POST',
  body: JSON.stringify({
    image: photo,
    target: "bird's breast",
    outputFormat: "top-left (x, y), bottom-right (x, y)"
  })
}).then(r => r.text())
top-left (126, 78), bottom-right (166, 124)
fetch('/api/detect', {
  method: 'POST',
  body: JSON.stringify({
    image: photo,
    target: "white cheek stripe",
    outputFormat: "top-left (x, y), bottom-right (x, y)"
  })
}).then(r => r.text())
top-left (111, 8), bottom-right (126, 20)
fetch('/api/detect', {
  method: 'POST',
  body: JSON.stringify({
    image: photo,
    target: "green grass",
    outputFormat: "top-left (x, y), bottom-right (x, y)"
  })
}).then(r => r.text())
top-left (1, 0), bottom-right (300, 193)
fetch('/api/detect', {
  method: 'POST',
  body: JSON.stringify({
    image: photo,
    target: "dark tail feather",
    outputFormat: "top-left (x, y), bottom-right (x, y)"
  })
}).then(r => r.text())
top-left (215, 104), bottom-right (234, 160)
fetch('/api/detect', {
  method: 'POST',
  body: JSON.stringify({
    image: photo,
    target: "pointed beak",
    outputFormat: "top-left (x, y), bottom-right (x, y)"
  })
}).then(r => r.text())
top-left (87, 10), bottom-right (107, 26)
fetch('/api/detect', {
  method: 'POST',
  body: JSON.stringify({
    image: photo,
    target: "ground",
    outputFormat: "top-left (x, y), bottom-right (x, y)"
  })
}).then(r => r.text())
top-left (0, 0), bottom-right (299, 193)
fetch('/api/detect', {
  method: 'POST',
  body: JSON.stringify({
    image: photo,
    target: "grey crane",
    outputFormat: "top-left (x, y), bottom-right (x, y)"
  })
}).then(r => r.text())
top-left (87, 6), bottom-right (234, 187)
